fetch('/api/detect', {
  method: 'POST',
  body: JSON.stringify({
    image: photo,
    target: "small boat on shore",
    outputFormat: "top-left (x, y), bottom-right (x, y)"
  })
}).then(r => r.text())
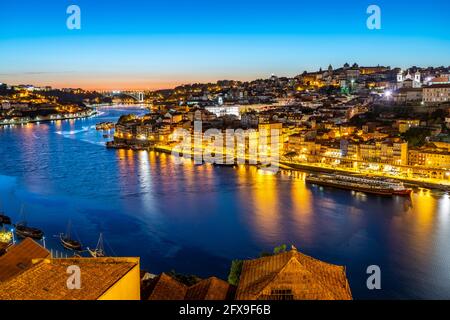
top-left (306, 174), bottom-right (413, 196)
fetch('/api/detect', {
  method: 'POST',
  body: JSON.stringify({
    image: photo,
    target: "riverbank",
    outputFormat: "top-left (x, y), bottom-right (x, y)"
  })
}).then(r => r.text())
top-left (0, 110), bottom-right (97, 126)
top-left (279, 161), bottom-right (450, 192)
top-left (107, 143), bottom-right (450, 192)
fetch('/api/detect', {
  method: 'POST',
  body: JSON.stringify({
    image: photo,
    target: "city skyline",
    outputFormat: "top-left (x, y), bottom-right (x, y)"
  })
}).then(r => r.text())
top-left (1, 0), bottom-right (450, 90)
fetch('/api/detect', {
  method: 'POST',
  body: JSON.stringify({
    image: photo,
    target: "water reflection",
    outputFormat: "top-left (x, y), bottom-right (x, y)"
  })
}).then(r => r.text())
top-left (1, 108), bottom-right (450, 299)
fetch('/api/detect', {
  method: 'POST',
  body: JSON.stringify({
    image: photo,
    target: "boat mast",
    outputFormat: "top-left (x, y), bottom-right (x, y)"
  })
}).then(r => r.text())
top-left (97, 233), bottom-right (104, 254)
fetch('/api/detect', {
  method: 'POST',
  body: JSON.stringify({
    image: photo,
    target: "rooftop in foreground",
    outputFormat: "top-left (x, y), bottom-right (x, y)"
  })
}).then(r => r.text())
top-left (236, 247), bottom-right (352, 300)
top-left (0, 256), bottom-right (140, 300)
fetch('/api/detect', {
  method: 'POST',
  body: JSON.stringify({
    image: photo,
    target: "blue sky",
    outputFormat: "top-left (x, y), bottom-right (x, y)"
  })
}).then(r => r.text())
top-left (1, 0), bottom-right (449, 89)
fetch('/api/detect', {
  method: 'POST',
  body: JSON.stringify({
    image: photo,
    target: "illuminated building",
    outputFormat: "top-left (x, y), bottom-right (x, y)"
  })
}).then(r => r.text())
top-left (359, 140), bottom-right (408, 165)
top-left (409, 148), bottom-right (450, 169)
top-left (396, 119), bottom-right (421, 133)
top-left (423, 84), bottom-right (450, 104)
top-left (397, 70), bottom-right (422, 88)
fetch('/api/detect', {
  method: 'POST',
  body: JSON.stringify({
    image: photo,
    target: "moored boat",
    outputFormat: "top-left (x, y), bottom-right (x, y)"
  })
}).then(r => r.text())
top-left (60, 234), bottom-right (82, 251)
top-left (87, 233), bottom-right (106, 258)
top-left (0, 214), bottom-right (12, 225)
top-left (15, 223), bottom-right (44, 240)
top-left (59, 220), bottom-right (82, 251)
top-left (306, 174), bottom-right (413, 197)
top-left (13, 205), bottom-right (44, 240)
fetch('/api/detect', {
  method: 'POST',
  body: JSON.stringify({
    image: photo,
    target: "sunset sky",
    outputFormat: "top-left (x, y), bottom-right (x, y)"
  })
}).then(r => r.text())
top-left (1, 0), bottom-right (449, 90)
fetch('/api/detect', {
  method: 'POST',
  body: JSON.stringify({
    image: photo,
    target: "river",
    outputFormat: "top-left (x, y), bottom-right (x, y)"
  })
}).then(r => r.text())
top-left (0, 106), bottom-right (449, 299)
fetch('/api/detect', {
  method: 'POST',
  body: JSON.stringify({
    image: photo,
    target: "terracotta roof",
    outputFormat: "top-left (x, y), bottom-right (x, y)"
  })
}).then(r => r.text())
top-left (235, 248), bottom-right (352, 300)
top-left (0, 257), bottom-right (139, 300)
top-left (185, 277), bottom-right (235, 300)
top-left (425, 84), bottom-right (450, 89)
top-left (147, 273), bottom-right (188, 300)
top-left (0, 238), bottom-right (50, 282)
top-left (430, 77), bottom-right (449, 83)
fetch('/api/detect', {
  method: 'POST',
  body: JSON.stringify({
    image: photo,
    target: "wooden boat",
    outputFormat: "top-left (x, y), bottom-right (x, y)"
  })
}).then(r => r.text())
top-left (213, 162), bottom-right (237, 167)
top-left (212, 158), bottom-right (237, 168)
top-left (59, 221), bottom-right (82, 251)
top-left (14, 206), bottom-right (44, 240)
top-left (60, 234), bottom-right (82, 251)
top-left (0, 202), bottom-right (12, 225)
top-left (87, 233), bottom-right (106, 258)
top-left (0, 214), bottom-right (12, 225)
top-left (15, 223), bottom-right (44, 240)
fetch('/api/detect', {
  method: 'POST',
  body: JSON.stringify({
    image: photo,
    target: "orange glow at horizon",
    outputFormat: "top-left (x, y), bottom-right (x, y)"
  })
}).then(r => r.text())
top-left (5, 74), bottom-right (258, 91)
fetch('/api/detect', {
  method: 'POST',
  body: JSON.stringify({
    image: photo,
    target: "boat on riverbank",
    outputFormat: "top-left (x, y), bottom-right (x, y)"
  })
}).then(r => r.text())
top-left (306, 174), bottom-right (413, 196)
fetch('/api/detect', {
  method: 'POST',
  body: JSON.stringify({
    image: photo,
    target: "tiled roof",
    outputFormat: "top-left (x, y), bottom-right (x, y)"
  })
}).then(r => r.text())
top-left (0, 238), bottom-right (50, 282)
top-left (185, 277), bottom-right (235, 300)
top-left (147, 273), bottom-right (188, 300)
top-left (235, 248), bottom-right (352, 300)
top-left (0, 257), bottom-right (138, 300)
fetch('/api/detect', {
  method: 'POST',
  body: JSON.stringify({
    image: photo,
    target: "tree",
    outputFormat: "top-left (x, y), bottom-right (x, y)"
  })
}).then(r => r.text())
top-left (117, 114), bottom-right (137, 124)
top-left (402, 127), bottom-right (431, 147)
top-left (273, 244), bottom-right (287, 255)
top-left (228, 260), bottom-right (243, 286)
top-left (167, 270), bottom-right (201, 287)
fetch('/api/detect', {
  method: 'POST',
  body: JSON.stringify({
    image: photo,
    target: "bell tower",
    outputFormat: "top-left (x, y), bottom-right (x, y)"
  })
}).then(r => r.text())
top-left (397, 70), bottom-right (403, 83)
top-left (414, 71), bottom-right (421, 83)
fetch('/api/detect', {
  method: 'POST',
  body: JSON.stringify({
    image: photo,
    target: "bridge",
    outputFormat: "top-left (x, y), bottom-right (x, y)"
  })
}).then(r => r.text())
top-left (103, 90), bottom-right (145, 103)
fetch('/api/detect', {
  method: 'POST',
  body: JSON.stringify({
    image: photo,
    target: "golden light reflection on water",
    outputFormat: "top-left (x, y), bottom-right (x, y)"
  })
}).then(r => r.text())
top-left (289, 172), bottom-right (315, 244)
top-left (247, 168), bottom-right (281, 242)
top-left (413, 189), bottom-right (436, 229)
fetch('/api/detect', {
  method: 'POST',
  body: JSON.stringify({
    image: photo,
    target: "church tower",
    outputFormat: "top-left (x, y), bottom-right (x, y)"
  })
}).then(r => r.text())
top-left (397, 70), bottom-right (404, 83)
top-left (414, 71), bottom-right (421, 83)
top-left (414, 71), bottom-right (422, 88)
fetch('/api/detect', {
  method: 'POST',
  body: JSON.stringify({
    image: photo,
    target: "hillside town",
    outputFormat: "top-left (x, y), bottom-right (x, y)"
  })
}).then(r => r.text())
top-left (105, 64), bottom-right (450, 187)
top-left (0, 83), bottom-right (102, 125)
top-left (3, 64), bottom-right (450, 187)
